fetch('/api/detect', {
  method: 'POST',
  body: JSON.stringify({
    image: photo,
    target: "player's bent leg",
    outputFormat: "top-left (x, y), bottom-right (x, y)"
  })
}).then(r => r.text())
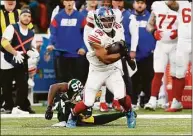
top-left (105, 69), bottom-right (136, 128)
top-left (166, 53), bottom-right (189, 112)
top-left (118, 96), bottom-right (136, 128)
top-left (67, 90), bottom-right (99, 128)
top-left (67, 69), bottom-right (105, 128)
top-left (169, 47), bottom-right (177, 102)
top-left (175, 51), bottom-right (189, 101)
top-left (66, 101), bottom-right (88, 128)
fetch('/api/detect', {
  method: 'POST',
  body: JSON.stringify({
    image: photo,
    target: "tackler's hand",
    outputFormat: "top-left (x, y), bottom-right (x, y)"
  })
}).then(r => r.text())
top-left (45, 106), bottom-right (53, 120)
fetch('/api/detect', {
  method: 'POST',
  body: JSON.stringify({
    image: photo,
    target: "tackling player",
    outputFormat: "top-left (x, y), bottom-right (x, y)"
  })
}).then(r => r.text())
top-left (144, 0), bottom-right (178, 111)
top-left (66, 7), bottom-right (136, 128)
top-left (45, 79), bottom-right (130, 127)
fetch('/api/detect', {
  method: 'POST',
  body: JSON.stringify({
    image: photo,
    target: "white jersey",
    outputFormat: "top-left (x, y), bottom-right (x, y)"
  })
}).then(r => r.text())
top-left (84, 8), bottom-right (123, 56)
top-left (87, 22), bottom-right (124, 70)
top-left (152, 1), bottom-right (178, 43)
top-left (177, 1), bottom-right (191, 42)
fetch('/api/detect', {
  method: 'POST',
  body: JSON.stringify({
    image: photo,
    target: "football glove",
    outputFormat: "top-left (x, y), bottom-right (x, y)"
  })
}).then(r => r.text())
top-left (153, 30), bottom-right (163, 41)
top-left (45, 106), bottom-right (53, 120)
top-left (124, 56), bottom-right (136, 71)
top-left (170, 30), bottom-right (178, 40)
top-left (13, 51), bottom-right (24, 64)
top-left (116, 40), bottom-right (128, 57)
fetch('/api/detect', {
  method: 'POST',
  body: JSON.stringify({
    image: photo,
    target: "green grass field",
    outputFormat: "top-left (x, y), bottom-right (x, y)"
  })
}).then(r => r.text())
top-left (1, 106), bottom-right (192, 135)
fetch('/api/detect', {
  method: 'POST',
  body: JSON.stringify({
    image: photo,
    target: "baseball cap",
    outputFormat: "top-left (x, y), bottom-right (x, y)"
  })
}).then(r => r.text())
top-left (20, 8), bottom-right (31, 15)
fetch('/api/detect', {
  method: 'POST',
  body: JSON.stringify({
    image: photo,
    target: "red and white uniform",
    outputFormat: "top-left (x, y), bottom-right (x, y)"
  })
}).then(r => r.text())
top-left (84, 9), bottom-right (123, 51)
top-left (87, 22), bottom-right (124, 69)
top-left (83, 23), bottom-right (126, 107)
top-left (152, 1), bottom-right (178, 76)
top-left (176, 1), bottom-right (192, 78)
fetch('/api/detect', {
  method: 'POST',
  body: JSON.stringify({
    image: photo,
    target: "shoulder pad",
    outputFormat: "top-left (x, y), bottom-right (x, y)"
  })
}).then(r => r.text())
top-left (87, 10), bottom-right (95, 23)
top-left (151, 1), bottom-right (160, 11)
top-left (88, 28), bottom-right (103, 44)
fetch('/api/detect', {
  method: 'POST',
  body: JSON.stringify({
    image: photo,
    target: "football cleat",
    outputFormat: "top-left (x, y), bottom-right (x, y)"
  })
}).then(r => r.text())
top-left (1, 108), bottom-right (12, 114)
top-left (165, 98), bottom-right (183, 112)
top-left (132, 104), bottom-right (139, 111)
top-left (66, 119), bottom-right (77, 128)
top-left (165, 101), bottom-right (172, 109)
top-left (52, 121), bottom-right (66, 127)
top-left (11, 106), bottom-right (29, 114)
top-left (144, 102), bottom-right (156, 111)
top-left (66, 113), bottom-right (77, 128)
top-left (100, 102), bottom-right (109, 112)
top-left (126, 110), bottom-right (136, 128)
top-left (157, 95), bottom-right (167, 109)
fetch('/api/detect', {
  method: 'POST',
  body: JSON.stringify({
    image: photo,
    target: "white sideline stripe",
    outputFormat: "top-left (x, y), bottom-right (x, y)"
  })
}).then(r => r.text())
top-left (1, 114), bottom-right (191, 119)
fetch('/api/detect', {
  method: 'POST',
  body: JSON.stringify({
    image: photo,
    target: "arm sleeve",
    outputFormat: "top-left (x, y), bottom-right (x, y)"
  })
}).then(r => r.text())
top-left (49, 16), bottom-right (59, 45)
top-left (114, 9), bottom-right (123, 24)
top-left (83, 25), bottom-right (94, 51)
top-left (2, 25), bottom-right (14, 41)
top-left (129, 17), bottom-right (139, 52)
top-left (87, 31), bottom-right (102, 45)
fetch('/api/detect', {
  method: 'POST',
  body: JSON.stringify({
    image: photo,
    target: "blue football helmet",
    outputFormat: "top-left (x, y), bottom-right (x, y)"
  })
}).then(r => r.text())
top-left (95, 7), bottom-right (115, 33)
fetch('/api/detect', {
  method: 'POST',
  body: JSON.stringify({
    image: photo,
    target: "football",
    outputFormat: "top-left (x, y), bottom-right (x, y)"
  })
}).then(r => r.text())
top-left (106, 42), bottom-right (122, 54)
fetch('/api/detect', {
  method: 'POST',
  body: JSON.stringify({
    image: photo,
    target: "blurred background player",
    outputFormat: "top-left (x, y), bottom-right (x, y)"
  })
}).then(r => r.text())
top-left (144, 0), bottom-right (178, 111)
top-left (45, 79), bottom-right (130, 127)
top-left (81, 0), bottom-right (98, 17)
top-left (165, 0), bottom-right (192, 112)
top-left (66, 7), bottom-right (136, 128)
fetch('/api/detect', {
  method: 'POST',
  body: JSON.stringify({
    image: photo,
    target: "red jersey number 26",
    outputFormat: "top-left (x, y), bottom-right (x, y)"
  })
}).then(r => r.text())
top-left (182, 8), bottom-right (191, 23)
